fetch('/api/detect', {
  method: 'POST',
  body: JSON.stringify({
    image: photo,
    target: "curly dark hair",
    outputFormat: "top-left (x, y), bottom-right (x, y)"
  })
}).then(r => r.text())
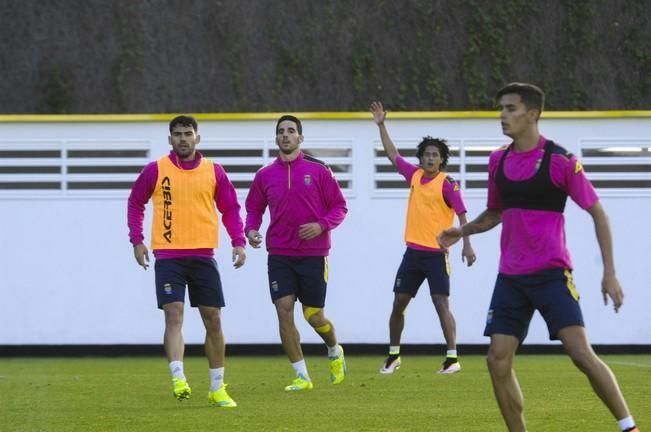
top-left (416, 136), bottom-right (450, 169)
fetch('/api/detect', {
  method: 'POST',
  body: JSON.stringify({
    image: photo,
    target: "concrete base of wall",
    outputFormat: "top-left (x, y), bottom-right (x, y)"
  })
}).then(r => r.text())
top-left (2, 344), bottom-right (650, 357)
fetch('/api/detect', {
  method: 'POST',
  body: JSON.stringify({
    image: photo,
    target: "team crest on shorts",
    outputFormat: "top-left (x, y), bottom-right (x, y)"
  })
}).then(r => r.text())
top-left (271, 280), bottom-right (279, 292)
top-left (486, 309), bottom-right (494, 324)
top-left (163, 283), bottom-right (173, 295)
top-left (304, 174), bottom-right (312, 186)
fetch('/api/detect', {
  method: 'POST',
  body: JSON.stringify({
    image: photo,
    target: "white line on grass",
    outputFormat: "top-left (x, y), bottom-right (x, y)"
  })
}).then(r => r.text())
top-left (607, 361), bottom-right (651, 368)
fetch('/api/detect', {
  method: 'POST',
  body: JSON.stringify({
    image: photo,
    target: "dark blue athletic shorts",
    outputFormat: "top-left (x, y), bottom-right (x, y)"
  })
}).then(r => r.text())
top-left (393, 248), bottom-right (450, 297)
top-left (484, 268), bottom-right (584, 342)
top-left (154, 257), bottom-right (224, 309)
top-left (267, 255), bottom-right (328, 307)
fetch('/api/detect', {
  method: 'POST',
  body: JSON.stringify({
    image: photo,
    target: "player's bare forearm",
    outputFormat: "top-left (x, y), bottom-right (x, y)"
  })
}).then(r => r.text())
top-left (458, 212), bottom-right (471, 246)
top-left (587, 202), bottom-right (624, 311)
top-left (457, 213), bottom-right (477, 265)
top-left (378, 123), bottom-right (400, 166)
top-left (587, 202), bottom-right (616, 276)
top-left (461, 208), bottom-right (502, 236)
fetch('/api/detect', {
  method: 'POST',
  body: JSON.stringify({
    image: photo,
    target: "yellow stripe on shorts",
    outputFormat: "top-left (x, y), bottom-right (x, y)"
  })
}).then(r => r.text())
top-left (564, 269), bottom-right (580, 301)
top-left (323, 256), bottom-right (329, 282)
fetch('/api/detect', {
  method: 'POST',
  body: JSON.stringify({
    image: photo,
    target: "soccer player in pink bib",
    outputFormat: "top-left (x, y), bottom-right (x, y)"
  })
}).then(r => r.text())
top-left (438, 83), bottom-right (639, 432)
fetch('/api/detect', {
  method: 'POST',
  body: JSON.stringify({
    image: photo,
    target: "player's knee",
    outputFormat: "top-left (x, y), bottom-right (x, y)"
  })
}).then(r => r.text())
top-left (202, 312), bottom-right (222, 332)
top-left (486, 349), bottom-right (511, 376)
top-left (567, 347), bottom-right (598, 372)
top-left (392, 304), bottom-right (407, 316)
top-left (277, 309), bottom-right (295, 328)
top-left (165, 316), bottom-right (183, 329)
top-left (163, 305), bottom-right (184, 327)
top-left (303, 306), bottom-right (321, 322)
top-left (392, 298), bottom-right (410, 314)
top-left (303, 307), bottom-right (330, 332)
top-left (431, 295), bottom-right (449, 309)
top-left (275, 302), bottom-right (295, 322)
top-left (486, 355), bottom-right (507, 377)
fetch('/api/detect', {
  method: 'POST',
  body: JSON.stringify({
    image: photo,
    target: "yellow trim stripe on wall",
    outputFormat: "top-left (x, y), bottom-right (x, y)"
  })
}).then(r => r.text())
top-left (1, 111), bottom-right (650, 123)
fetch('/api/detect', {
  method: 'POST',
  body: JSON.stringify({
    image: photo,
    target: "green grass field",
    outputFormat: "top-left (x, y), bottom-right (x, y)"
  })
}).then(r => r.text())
top-left (1, 355), bottom-right (648, 431)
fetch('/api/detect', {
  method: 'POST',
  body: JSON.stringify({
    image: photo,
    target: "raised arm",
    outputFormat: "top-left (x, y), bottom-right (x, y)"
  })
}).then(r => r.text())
top-left (370, 101), bottom-right (400, 166)
top-left (586, 201), bottom-right (624, 312)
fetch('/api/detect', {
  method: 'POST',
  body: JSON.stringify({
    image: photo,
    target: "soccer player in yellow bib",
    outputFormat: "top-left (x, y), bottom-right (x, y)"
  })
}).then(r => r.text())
top-left (370, 101), bottom-right (476, 375)
top-left (128, 115), bottom-right (246, 407)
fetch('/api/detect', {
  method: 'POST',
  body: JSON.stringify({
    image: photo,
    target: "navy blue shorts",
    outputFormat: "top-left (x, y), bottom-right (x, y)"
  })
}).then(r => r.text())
top-left (393, 248), bottom-right (450, 297)
top-left (154, 257), bottom-right (224, 309)
top-left (267, 255), bottom-right (328, 307)
top-left (484, 268), bottom-right (584, 342)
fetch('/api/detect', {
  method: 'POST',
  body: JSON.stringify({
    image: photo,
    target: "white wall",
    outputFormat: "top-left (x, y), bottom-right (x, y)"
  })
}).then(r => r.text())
top-left (1, 114), bottom-right (649, 345)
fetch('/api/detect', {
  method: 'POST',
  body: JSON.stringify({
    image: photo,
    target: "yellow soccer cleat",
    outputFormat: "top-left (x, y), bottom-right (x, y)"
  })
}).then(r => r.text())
top-left (172, 378), bottom-right (192, 401)
top-left (207, 383), bottom-right (237, 407)
top-left (329, 346), bottom-right (347, 384)
top-left (284, 374), bottom-right (314, 391)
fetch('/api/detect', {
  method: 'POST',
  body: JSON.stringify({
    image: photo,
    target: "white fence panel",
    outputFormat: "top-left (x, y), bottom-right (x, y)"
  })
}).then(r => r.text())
top-left (0, 114), bottom-right (649, 345)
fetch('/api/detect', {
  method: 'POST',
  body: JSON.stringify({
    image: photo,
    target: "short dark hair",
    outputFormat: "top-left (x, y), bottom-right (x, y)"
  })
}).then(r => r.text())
top-left (495, 82), bottom-right (545, 113)
top-left (416, 137), bottom-right (450, 170)
top-left (169, 115), bottom-right (198, 133)
top-left (276, 115), bottom-right (302, 135)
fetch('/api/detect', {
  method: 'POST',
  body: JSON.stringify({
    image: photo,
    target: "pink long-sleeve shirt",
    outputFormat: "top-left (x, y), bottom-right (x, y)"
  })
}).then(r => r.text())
top-left (127, 151), bottom-right (246, 259)
top-left (245, 152), bottom-right (348, 256)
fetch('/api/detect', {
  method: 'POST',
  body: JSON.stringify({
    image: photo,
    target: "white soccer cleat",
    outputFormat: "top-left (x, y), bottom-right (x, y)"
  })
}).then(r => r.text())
top-left (437, 358), bottom-right (461, 374)
top-left (379, 355), bottom-right (401, 374)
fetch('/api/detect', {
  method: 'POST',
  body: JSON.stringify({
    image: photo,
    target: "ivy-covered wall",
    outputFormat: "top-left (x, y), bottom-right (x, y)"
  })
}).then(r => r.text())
top-left (2, 0), bottom-right (649, 113)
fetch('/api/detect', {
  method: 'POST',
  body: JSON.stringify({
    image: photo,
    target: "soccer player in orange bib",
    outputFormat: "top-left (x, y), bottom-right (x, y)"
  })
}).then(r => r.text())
top-left (370, 101), bottom-right (476, 375)
top-left (128, 115), bottom-right (245, 407)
